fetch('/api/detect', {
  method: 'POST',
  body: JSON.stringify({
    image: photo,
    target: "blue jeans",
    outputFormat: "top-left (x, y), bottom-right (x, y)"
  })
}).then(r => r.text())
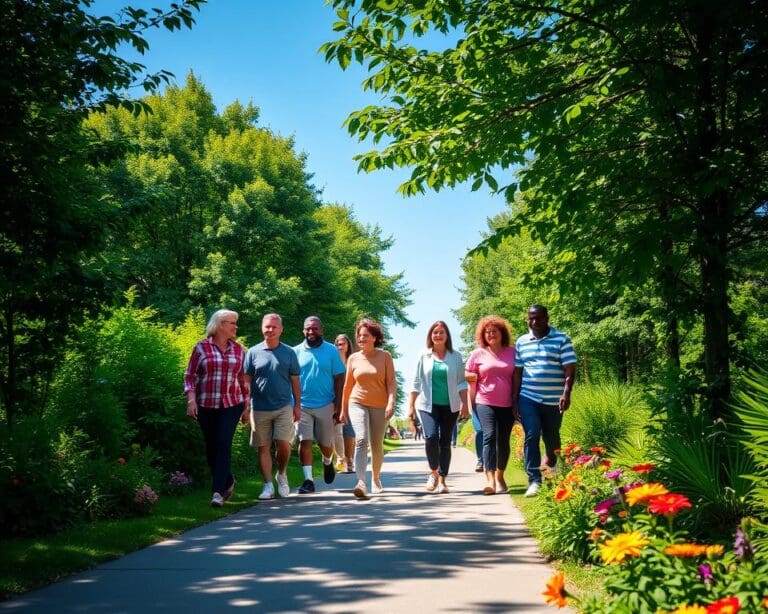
top-left (518, 396), bottom-right (562, 484)
top-left (471, 409), bottom-right (483, 462)
top-left (197, 403), bottom-right (243, 494)
top-left (474, 404), bottom-right (514, 472)
top-left (419, 405), bottom-right (459, 476)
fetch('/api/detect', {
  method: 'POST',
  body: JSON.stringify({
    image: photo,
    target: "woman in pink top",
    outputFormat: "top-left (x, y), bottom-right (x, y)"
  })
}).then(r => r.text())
top-left (465, 315), bottom-right (516, 495)
top-left (340, 318), bottom-right (396, 498)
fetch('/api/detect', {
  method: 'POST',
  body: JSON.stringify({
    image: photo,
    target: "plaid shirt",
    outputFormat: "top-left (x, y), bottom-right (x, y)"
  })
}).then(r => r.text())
top-left (183, 337), bottom-right (247, 408)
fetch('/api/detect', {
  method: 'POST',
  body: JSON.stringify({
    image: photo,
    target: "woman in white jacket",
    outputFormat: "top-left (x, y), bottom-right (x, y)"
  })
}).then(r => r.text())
top-left (407, 321), bottom-right (469, 493)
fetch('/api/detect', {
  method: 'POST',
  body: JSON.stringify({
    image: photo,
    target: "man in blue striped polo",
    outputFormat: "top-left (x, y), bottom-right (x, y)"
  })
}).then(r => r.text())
top-left (511, 305), bottom-right (576, 497)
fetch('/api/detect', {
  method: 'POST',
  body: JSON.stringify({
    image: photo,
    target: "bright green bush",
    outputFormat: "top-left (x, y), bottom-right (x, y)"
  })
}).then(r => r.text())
top-left (562, 383), bottom-right (649, 452)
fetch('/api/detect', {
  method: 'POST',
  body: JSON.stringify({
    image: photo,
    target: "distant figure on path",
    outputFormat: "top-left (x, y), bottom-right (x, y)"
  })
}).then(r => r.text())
top-left (340, 318), bottom-right (396, 498)
top-left (183, 309), bottom-right (248, 507)
top-left (293, 316), bottom-right (346, 494)
top-left (408, 320), bottom-right (469, 494)
top-left (333, 333), bottom-right (356, 473)
top-left (512, 305), bottom-right (576, 498)
top-left (244, 313), bottom-right (301, 500)
top-left (465, 316), bottom-right (516, 495)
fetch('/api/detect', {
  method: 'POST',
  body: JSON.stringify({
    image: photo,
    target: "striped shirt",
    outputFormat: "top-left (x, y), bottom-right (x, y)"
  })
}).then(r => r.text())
top-left (514, 327), bottom-right (576, 405)
top-left (183, 337), bottom-right (247, 408)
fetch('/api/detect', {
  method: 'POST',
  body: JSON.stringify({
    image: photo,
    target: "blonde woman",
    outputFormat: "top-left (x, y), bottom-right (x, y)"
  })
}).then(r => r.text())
top-left (340, 319), bottom-right (396, 498)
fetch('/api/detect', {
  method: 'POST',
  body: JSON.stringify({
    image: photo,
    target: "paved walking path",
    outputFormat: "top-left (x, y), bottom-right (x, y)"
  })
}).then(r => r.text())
top-left (3, 441), bottom-right (563, 613)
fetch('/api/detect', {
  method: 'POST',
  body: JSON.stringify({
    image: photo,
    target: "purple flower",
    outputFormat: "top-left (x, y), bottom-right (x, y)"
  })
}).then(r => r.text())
top-left (698, 563), bottom-right (713, 584)
top-left (734, 527), bottom-right (754, 560)
top-left (594, 498), bottom-right (616, 516)
top-left (605, 469), bottom-right (623, 481)
top-left (573, 455), bottom-right (594, 467)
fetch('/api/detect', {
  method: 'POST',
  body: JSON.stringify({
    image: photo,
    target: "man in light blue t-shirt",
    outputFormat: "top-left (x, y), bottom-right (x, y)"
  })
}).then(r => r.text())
top-left (511, 305), bottom-right (576, 498)
top-left (293, 316), bottom-right (346, 494)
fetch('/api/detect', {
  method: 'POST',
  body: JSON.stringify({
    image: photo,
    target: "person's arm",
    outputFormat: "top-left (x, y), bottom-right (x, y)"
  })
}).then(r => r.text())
top-left (332, 373), bottom-right (344, 422)
top-left (560, 363), bottom-right (576, 412)
top-left (242, 374), bottom-right (253, 423)
top-left (458, 388), bottom-right (469, 420)
top-left (339, 358), bottom-right (355, 424)
top-left (290, 374), bottom-right (301, 422)
top-left (183, 345), bottom-right (201, 419)
top-left (384, 352), bottom-right (397, 421)
top-left (407, 391), bottom-right (419, 432)
top-left (511, 366), bottom-right (523, 420)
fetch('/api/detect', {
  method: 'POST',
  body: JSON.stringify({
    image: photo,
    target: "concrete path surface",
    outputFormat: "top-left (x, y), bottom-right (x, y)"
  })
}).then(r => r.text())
top-left (3, 440), bottom-right (564, 613)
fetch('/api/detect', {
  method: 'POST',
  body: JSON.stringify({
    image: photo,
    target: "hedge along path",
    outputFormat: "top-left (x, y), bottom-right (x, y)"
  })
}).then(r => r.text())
top-left (2, 441), bottom-right (568, 613)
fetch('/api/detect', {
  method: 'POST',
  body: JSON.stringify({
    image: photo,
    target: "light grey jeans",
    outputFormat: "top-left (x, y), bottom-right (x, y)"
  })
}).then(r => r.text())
top-left (348, 401), bottom-right (387, 483)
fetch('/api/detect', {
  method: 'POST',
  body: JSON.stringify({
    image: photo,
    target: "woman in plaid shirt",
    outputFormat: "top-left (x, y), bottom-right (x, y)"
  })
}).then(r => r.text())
top-left (184, 309), bottom-right (249, 507)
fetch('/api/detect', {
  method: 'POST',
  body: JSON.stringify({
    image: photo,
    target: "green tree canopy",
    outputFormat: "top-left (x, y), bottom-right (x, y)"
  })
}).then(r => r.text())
top-left (322, 0), bottom-right (768, 420)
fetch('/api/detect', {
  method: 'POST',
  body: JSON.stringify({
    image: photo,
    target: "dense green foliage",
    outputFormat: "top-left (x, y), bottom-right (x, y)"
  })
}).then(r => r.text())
top-left (323, 0), bottom-right (768, 421)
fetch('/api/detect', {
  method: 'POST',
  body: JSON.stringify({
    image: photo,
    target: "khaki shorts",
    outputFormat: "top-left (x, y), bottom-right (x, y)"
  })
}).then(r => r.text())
top-left (249, 405), bottom-right (294, 447)
top-left (296, 403), bottom-right (335, 447)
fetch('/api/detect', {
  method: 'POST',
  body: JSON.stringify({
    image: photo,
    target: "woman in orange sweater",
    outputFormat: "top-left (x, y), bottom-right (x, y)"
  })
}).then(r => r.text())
top-left (340, 318), bottom-right (397, 498)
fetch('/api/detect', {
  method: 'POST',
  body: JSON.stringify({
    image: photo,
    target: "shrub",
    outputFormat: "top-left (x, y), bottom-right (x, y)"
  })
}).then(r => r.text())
top-left (562, 383), bottom-right (649, 453)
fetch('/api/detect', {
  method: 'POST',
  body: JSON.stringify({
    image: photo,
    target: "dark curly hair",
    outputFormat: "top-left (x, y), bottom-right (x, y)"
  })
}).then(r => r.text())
top-left (356, 318), bottom-right (385, 348)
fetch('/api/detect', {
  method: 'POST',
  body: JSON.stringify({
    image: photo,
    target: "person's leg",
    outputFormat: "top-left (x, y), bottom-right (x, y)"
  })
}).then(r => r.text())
top-left (419, 409), bottom-right (440, 471)
top-left (211, 403), bottom-right (243, 494)
top-left (471, 409), bottom-right (483, 463)
top-left (539, 403), bottom-right (563, 469)
top-left (296, 407), bottom-right (316, 482)
top-left (274, 439), bottom-right (291, 474)
top-left (368, 407), bottom-right (387, 487)
top-left (475, 403), bottom-right (498, 492)
top-left (349, 402), bottom-right (369, 483)
top-left (333, 423), bottom-right (345, 468)
top-left (196, 407), bottom-right (218, 492)
top-left (493, 406), bottom-right (514, 491)
top-left (438, 406), bottom-right (459, 477)
top-left (272, 406), bottom-right (295, 475)
top-left (451, 421), bottom-right (458, 447)
top-left (518, 396), bottom-right (543, 484)
top-left (312, 403), bottom-right (337, 484)
top-left (342, 422), bottom-right (355, 470)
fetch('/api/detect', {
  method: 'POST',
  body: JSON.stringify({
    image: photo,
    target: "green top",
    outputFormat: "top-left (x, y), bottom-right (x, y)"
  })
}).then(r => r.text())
top-left (431, 358), bottom-right (450, 405)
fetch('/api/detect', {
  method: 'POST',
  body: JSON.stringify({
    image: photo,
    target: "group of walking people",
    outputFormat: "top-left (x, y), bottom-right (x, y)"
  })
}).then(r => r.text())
top-left (184, 305), bottom-right (576, 506)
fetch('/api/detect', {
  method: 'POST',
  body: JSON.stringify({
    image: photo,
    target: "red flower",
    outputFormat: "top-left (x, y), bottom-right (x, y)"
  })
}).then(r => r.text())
top-left (591, 446), bottom-right (606, 454)
top-left (632, 463), bottom-right (655, 474)
top-left (706, 596), bottom-right (740, 613)
top-left (648, 493), bottom-right (692, 516)
top-left (601, 460), bottom-right (612, 468)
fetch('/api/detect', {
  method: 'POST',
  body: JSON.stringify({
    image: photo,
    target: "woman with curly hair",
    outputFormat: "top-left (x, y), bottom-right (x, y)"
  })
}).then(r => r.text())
top-left (340, 318), bottom-right (396, 498)
top-left (333, 333), bottom-right (356, 473)
top-left (465, 315), bottom-right (516, 495)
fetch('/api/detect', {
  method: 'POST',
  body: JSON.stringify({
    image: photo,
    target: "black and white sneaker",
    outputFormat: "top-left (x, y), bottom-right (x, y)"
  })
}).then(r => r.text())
top-left (298, 479), bottom-right (315, 494)
top-left (323, 461), bottom-right (336, 484)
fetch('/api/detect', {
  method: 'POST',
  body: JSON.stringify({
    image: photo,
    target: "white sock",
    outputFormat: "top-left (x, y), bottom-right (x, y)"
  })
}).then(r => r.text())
top-left (322, 456), bottom-right (332, 465)
top-left (302, 465), bottom-right (313, 480)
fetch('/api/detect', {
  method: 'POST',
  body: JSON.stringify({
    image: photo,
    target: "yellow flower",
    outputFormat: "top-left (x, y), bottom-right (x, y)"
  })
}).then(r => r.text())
top-left (624, 482), bottom-right (669, 506)
top-left (600, 531), bottom-right (650, 564)
top-left (669, 605), bottom-right (707, 614)
top-left (705, 544), bottom-right (724, 556)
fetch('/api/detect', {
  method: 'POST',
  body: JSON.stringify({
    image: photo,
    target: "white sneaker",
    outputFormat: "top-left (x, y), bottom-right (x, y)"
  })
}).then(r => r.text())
top-left (276, 472), bottom-right (290, 498)
top-left (353, 481), bottom-right (367, 499)
top-left (371, 479), bottom-right (384, 495)
top-left (425, 474), bottom-right (438, 492)
top-left (438, 483), bottom-right (449, 494)
top-left (211, 492), bottom-right (224, 507)
top-left (524, 482), bottom-right (541, 497)
top-left (258, 483), bottom-right (274, 500)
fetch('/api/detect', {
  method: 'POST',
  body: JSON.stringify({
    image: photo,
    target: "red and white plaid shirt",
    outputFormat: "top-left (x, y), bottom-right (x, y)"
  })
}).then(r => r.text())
top-left (183, 337), bottom-right (247, 409)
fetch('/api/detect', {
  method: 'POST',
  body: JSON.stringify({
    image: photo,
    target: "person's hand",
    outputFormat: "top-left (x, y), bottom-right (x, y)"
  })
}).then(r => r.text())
top-left (338, 410), bottom-right (348, 425)
top-left (385, 405), bottom-right (395, 420)
top-left (293, 404), bottom-right (301, 423)
top-left (459, 402), bottom-right (469, 420)
top-left (240, 406), bottom-right (249, 425)
top-left (333, 409), bottom-right (341, 424)
top-left (186, 399), bottom-right (198, 420)
top-left (558, 394), bottom-right (571, 413)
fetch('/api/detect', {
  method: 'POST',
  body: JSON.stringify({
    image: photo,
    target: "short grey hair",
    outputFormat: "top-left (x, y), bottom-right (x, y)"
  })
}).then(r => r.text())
top-left (262, 312), bottom-right (283, 325)
top-left (206, 309), bottom-right (238, 336)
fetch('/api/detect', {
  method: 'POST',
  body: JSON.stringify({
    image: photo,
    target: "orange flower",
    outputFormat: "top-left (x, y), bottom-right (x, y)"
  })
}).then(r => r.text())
top-left (706, 596), bottom-right (740, 613)
top-left (625, 482), bottom-right (669, 506)
top-left (671, 606), bottom-right (707, 614)
top-left (542, 572), bottom-right (568, 608)
top-left (632, 463), bottom-right (655, 474)
top-left (555, 486), bottom-right (573, 501)
top-left (600, 531), bottom-right (649, 564)
top-left (761, 596), bottom-right (768, 609)
top-left (664, 543), bottom-right (709, 557)
top-left (648, 493), bottom-right (692, 515)
top-left (589, 527), bottom-right (605, 542)
top-left (705, 544), bottom-right (724, 556)
top-left (591, 446), bottom-right (606, 454)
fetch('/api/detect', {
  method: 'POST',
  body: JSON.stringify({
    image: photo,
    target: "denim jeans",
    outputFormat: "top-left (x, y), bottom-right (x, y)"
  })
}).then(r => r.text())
top-left (474, 404), bottom-right (514, 472)
top-left (419, 404), bottom-right (459, 476)
top-left (197, 403), bottom-right (243, 494)
top-left (471, 408), bottom-right (483, 462)
top-left (518, 395), bottom-right (563, 484)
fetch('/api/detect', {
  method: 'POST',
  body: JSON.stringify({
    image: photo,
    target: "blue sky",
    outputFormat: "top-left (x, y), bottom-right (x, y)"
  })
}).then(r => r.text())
top-left (100, 0), bottom-right (507, 378)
